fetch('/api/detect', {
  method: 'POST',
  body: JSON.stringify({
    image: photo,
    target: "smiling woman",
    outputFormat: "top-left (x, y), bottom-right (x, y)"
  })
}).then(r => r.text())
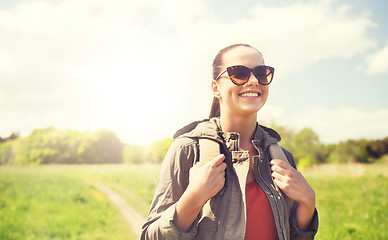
top-left (141, 44), bottom-right (318, 240)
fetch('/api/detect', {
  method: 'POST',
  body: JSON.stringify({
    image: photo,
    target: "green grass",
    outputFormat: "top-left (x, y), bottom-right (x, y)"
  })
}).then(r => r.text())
top-left (0, 166), bottom-right (136, 240)
top-left (310, 175), bottom-right (387, 239)
top-left (1, 163), bottom-right (387, 239)
top-left (50, 164), bottom-right (162, 217)
top-left (303, 163), bottom-right (388, 240)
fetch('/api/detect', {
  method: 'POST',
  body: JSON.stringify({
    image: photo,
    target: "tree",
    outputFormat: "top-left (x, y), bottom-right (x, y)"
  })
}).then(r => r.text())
top-left (366, 137), bottom-right (388, 159)
top-left (267, 123), bottom-right (295, 152)
top-left (78, 129), bottom-right (123, 164)
top-left (149, 138), bottom-right (173, 163)
top-left (327, 139), bottom-right (371, 163)
top-left (0, 127), bottom-right (124, 165)
top-left (0, 132), bottom-right (19, 143)
top-left (292, 128), bottom-right (324, 167)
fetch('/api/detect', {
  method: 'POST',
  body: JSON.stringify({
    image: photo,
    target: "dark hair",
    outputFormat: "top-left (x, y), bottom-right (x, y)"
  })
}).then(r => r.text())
top-left (209, 44), bottom-right (261, 118)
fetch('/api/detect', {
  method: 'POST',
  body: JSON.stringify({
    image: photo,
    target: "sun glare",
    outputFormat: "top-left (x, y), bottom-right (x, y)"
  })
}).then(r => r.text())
top-left (89, 58), bottom-right (175, 145)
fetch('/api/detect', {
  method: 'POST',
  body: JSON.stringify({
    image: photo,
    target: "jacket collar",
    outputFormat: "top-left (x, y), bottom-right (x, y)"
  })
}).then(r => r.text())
top-left (173, 118), bottom-right (281, 151)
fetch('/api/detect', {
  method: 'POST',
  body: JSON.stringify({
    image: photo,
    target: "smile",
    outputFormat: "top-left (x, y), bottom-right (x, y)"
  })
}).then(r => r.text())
top-left (239, 92), bottom-right (260, 97)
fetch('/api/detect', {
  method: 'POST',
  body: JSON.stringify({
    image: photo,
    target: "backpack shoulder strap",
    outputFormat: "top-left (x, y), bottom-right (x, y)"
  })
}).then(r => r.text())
top-left (269, 143), bottom-right (290, 165)
top-left (269, 143), bottom-right (294, 215)
top-left (198, 138), bottom-right (220, 165)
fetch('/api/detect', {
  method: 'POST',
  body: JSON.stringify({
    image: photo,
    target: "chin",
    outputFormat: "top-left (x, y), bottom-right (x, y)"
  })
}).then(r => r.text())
top-left (244, 103), bottom-right (265, 112)
top-left (239, 106), bottom-right (262, 116)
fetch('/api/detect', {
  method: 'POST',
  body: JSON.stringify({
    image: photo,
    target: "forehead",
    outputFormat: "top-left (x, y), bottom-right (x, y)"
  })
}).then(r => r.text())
top-left (222, 46), bottom-right (264, 68)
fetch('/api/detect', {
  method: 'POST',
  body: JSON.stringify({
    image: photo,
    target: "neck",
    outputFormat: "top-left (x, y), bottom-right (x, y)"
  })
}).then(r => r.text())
top-left (219, 111), bottom-right (257, 147)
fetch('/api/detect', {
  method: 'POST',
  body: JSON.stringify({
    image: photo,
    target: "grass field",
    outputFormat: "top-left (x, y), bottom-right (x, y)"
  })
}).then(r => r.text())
top-left (303, 163), bottom-right (388, 240)
top-left (0, 162), bottom-right (387, 239)
top-left (0, 166), bottom-right (136, 240)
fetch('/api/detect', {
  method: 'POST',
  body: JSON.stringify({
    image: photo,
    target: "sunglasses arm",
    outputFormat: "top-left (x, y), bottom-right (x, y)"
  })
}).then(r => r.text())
top-left (215, 69), bottom-right (228, 81)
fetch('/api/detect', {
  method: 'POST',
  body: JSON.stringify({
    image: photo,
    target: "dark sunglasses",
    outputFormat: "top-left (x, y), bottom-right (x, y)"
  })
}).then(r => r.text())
top-left (215, 65), bottom-right (275, 85)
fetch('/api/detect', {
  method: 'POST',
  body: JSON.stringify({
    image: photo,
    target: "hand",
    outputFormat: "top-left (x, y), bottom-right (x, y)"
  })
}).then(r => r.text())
top-left (270, 159), bottom-right (316, 230)
top-left (186, 154), bottom-right (226, 206)
top-left (270, 159), bottom-right (315, 207)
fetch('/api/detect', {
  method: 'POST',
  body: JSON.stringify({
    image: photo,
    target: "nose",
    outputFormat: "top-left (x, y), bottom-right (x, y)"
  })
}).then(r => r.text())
top-left (244, 72), bottom-right (259, 86)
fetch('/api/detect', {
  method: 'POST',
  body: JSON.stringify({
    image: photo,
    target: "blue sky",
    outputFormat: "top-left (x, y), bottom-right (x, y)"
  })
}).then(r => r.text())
top-left (0, 0), bottom-right (387, 145)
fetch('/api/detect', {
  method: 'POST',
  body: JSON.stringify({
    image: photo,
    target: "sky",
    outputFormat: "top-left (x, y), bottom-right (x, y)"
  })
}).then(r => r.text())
top-left (0, 0), bottom-right (387, 145)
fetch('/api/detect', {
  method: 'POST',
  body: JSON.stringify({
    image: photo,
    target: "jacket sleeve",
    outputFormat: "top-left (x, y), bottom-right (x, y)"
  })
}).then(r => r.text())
top-left (289, 202), bottom-right (319, 240)
top-left (141, 138), bottom-right (200, 240)
top-left (282, 148), bottom-right (319, 240)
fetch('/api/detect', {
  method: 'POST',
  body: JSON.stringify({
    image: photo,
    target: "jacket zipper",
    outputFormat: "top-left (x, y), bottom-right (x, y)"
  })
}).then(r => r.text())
top-left (256, 149), bottom-right (287, 240)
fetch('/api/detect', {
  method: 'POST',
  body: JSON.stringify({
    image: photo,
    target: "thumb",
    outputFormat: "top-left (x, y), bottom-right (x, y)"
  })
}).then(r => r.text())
top-left (208, 154), bottom-right (225, 167)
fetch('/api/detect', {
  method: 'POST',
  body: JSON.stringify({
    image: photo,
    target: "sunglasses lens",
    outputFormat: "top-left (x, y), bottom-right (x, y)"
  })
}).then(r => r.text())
top-left (254, 66), bottom-right (274, 85)
top-left (224, 65), bottom-right (274, 85)
top-left (227, 66), bottom-right (250, 85)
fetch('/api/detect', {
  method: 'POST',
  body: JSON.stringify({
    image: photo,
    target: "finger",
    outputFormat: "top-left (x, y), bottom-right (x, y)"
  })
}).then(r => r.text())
top-left (209, 154), bottom-right (225, 167)
top-left (216, 172), bottom-right (226, 183)
top-left (273, 178), bottom-right (287, 190)
top-left (270, 159), bottom-right (291, 169)
top-left (218, 162), bottom-right (227, 171)
top-left (220, 176), bottom-right (226, 187)
top-left (214, 163), bottom-right (227, 176)
top-left (271, 164), bottom-right (287, 175)
top-left (272, 171), bottom-right (287, 182)
top-left (213, 165), bottom-right (226, 176)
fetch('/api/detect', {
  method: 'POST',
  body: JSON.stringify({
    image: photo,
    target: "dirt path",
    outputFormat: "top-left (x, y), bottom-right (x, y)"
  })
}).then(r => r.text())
top-left (94, 183), bottom-right (145, 237)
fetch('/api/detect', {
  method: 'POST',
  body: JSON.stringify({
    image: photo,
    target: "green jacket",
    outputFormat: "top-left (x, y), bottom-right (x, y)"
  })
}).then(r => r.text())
top-left (141, 118), bottom-right (318, 239)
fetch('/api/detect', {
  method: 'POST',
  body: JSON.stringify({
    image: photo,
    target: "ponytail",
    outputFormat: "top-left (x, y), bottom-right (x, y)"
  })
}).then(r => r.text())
top-left (209, 97), bottom-right (220, 118)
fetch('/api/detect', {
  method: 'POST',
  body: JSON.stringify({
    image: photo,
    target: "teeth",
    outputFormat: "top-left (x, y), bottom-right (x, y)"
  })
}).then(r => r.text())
top-left (240, 92), bottom-right (259, 97)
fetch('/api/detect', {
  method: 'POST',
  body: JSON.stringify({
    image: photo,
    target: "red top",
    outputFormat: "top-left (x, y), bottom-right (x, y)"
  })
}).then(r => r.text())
top-left (244, 180), bottom-right (279, 240)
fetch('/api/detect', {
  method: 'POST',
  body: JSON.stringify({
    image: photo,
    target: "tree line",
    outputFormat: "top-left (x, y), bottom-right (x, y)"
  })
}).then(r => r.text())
top-left (271, 124), bottom-right (388, 167)
top-left (0, 128), bottom-right (123, 165)
top-left (0, 125), bottom-right (387, 166)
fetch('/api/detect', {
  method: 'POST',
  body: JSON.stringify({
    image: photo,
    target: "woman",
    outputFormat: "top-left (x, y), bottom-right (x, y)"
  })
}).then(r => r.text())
top-left (141, 44), bottom-right (318, 240)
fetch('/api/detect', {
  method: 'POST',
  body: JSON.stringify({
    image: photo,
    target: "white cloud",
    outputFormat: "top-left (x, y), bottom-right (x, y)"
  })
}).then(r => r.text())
top-left (0, 0), bottom-right (381, 144)
top-left (366, 43), bottom-right (388, 74)
top-left (245, 1), bottom-right (376, 77)
top-left (260, 106), bottom-right (388, 143)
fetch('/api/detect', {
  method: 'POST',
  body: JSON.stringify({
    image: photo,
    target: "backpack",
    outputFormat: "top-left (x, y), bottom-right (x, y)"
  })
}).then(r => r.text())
top-left (198, 138), bottom-right (293, 215)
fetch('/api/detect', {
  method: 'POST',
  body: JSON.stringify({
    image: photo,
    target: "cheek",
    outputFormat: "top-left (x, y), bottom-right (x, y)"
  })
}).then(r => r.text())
top-left (262, 86), bottom-right (269, 98)
top-left (217, 82), bottom-right (238, 99)
top-left (219, 89), bottom-right (234, 104)
top-left (258, 87), bottom-right (269, 106)
top-left (263, 90), bottom-right (269, 101)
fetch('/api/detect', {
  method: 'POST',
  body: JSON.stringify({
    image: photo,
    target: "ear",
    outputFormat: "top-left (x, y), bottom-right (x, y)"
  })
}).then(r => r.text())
top-left (211, 81), bottom-right (222, 98)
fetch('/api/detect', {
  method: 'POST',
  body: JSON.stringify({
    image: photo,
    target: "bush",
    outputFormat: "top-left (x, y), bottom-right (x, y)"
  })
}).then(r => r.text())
top-left (0, 128), bottom-right (123, 165)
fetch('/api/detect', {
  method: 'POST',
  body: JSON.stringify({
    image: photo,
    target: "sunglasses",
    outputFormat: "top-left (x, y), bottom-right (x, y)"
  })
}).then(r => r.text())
top-left (215, 65), bottom-right (275, 85)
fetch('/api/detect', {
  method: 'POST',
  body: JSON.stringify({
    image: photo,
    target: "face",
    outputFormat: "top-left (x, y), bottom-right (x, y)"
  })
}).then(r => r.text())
top-left (212, 46), bottom-right (269, 117)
